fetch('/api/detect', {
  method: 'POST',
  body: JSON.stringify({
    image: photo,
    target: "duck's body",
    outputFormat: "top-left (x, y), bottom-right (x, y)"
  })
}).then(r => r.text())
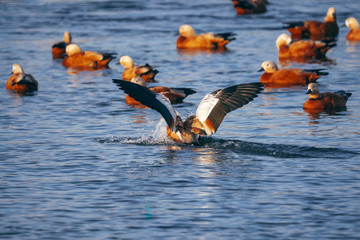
top-left (6, 64), bottom-right (38, 93)
top-left (231, 0), bottom-right (267, 15)
top-left (62, 44), bottom-right (114, 70)
top-left (276, 33), bottom-right (336, 60)
top-left (119, 56), bottom-right (158, 82)
top-left (113, 79), bottom-right (263, 144)
top-left (258, 61), bottom-right (328, 85)
top-left (303, 83), bottom-right (351, 111)
top-left (345, 17), bottom-right (360, 41)
top-left (124, 77), bottom-right (196, 107)
top-left (284, 7), bottom-right (338, 40)
top-left (52, 31), bottom-right (72, 59)
top-left (176, 25), bottom-right (236, 49)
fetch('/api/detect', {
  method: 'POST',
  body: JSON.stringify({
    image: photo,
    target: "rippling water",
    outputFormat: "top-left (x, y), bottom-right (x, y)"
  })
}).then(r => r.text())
top-left (1, 0), bottom-right (360, 239)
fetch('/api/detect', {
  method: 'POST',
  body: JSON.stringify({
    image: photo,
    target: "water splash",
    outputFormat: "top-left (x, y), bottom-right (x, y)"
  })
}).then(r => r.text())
top-left (97, 130), bottom-right (358, 159)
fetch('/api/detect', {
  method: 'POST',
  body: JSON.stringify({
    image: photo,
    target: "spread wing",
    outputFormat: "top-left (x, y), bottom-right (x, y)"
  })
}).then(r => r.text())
top-left (195, 82), bottom-right (263, 136)
top-left (112, 79), bottom-right (177, 132)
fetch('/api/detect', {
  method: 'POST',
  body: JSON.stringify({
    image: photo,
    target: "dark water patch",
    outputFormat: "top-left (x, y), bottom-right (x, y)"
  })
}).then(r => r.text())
top-left (97, 136), bottom-right (358, 159)
top-left (200, 138), bottom-right (358, 159)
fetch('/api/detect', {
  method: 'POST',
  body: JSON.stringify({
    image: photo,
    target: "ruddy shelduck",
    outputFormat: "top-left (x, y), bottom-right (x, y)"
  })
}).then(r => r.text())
top-left (284, 7), bottom-right (338, 40)
top-left (62, 44), bottom-right (115, 70)
top-left (345, 17), bottom-right (360, 41)
top-left (258, 61), bottom-right (328, 85)
top-left (6, 64), bottom-right (38, 93)
top-left (51, 31), bottom-right (72, 59)
top-left (113, 79), bottom-right (263, 144)
top-left (276, 33), bottom-right (336, 60)
top-left (124, 77), bottom-right (196, 107)
top-left (119, 56), bottom-right (158, 82)
top-left (231, 0), bottom-right (267, 15)
top-left (176, 25), bottom-right (236, 49)
top-left (303, 83), bottom-right (352, 111)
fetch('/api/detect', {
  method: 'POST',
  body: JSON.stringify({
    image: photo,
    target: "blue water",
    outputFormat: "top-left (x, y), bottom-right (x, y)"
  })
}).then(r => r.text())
top-left (1, 0), bottom-right (360, 239)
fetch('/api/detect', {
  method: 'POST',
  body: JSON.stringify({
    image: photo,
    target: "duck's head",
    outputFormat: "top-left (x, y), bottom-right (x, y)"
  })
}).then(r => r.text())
top-left (276, 33), bottom-right (292, 50)
top-left (258, 61), bottom-right (278, 73)
top-left (12, 63), bottom-right (24, 75)
top-left (65, 44), bottom-right (82, 56)
top-left (179, 25), bottom-right (195, 38)
top-left (345, 17), bottom-right (359, 30)
top-left (63, 31), bottom-right (72, 44)
top-left (306, 83), bottom-right (320, 95)
top-left (119, 55), bottom-right (134, 68)
top-left (325, 7), bottom-right (336, 22)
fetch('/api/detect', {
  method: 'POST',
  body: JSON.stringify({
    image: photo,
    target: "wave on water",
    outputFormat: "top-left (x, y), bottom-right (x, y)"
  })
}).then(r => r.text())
top-left (199, 138), bottom-right (358, 159)
top-left (97, 135), bottom-right (357, 159)
top-left (97, 119), bottom-right (358, 159)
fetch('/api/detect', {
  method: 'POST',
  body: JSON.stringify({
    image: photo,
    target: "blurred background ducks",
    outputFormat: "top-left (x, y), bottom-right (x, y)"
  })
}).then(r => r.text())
top-left (345, 17), bottom-right (360, 41)
top-left (276, 33), bottom-right (336, 61)
top-left (176, 25), bottom-right (236, 49)
top-left (52, 31), bottom-right (72, 59)
top-left (62, 44), bottom-right (115, 70)
top-left (6, 64), bottom-right (38, 93)
top-left (258, 61), bottom-right (328, 86)
top-left (231, 0), bottom-right (268, 15)
top-left (283, 7), bottom-right (338, 40)
top-left (303, 83), bottom-right (352, 114)
top-left (119, 56), bottom-right (159, 82)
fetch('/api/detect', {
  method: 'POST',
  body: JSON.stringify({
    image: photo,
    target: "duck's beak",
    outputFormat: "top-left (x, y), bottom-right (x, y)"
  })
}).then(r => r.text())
top-left (258, 67), bottom-right (265, 72)
top-left (306, 89), bottom-right (312, 94)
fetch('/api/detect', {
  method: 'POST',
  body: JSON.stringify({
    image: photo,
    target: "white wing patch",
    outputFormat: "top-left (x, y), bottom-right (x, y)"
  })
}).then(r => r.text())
top-left (195, 93), bottom-right (219, 135)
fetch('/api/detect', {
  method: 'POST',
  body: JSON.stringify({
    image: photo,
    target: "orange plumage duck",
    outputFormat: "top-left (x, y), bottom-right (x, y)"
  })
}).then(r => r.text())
top-left (231, 0), bottom-right (267, 15)
top-left (6, 64), bottom-right (38, 93)
top-left (52, 31), bottom-right (72, 59)
top-left (276, 33), bottom-right (336, 61)
top-left (258, 61), bottom-right (328, 86)
top-left (345, 17), bottom-right (360, 41)
top-left (62, 44), bottom-right (115, 70)
top-left (303, 83), bottom-right (352, 113)
top-left (176, 25), bottom-right (236, 49)
top-left (284, 7), bottom-right (338, 40)
top-left (119, 56), bottom-right (158, 83)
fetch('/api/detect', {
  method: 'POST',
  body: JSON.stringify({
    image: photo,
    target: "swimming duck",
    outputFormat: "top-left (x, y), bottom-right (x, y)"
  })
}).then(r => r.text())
top-left (113, 79), bottom-right (263, 144)
top-left (119, 56), bottom-right (158, 82)
top-left (276, 33), bottom-right (336, 60)
top-left (231, 0), bottom-right (267, 15)
top-left (284, 7), bottom-right (338, 40)
top-left (303, 83), bottom-right (352, 111)
top-left (258, 61), bottom-right (328, 85)
top-left (345, 17), bottom-right (360, 41)
top-left (51, 31), bottom-right (72, 59)
top-left (176, 25), bottom-right (236, 49)
top-left (62, 44), bottom-right (115, 70)
top-left (6, 64), bottom-right (38, 93)
top-left (124, 77), bottom-right (196, 107)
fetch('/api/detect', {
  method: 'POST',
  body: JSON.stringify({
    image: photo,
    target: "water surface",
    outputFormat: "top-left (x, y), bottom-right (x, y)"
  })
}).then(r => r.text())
top-left (1, 0), bottom-right (359, 239)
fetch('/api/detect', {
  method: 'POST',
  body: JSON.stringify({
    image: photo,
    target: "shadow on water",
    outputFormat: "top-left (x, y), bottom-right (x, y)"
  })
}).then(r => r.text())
top-left (97, 135), bottom-right (358, 159)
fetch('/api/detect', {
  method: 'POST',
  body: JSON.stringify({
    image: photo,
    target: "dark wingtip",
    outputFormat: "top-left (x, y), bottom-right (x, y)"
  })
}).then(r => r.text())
top-left (215, 32), bottom-right (237, 40)
top-left (233, 1), bottom-right (256, 10)
top-left (112, 78), bottom-right (176, 130)
top-left (171, 88), bottom-right (197, 96)
top-left (103, 53), bottom-right (118, 60)
top-left (282, 21), bottom-right (305, 29)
